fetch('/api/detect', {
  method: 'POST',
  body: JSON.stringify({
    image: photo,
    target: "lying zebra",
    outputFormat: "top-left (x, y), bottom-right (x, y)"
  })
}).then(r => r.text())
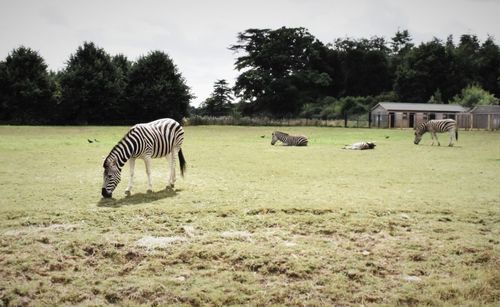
top-left (271, 131), bottom-right (308, 146)
top-left (343, 141), bottom-right (376, 150)
top-left (414, 119), bottom-right (458, 146)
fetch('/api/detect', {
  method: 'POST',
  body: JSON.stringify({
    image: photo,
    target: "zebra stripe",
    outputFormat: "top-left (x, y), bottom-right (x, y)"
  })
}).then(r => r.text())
top-left (271, 131), bottom-right (308, 146)
top-left (414, 119), bottom-right (458, 146)
top-left (343, 141), bottom-right (376, 150)
top-left (102, 118), bottom-right (186, 198)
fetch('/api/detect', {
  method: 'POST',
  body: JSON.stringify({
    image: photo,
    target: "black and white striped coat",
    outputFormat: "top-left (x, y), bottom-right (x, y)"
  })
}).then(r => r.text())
top-left (343, 141), bottom-right (376, 150)
top-left (271, 131), bottom-right (308, 146)
top-left (102, 118), bottom-right (186, 198)
top-left (414, 119), bottom-right (458, 146)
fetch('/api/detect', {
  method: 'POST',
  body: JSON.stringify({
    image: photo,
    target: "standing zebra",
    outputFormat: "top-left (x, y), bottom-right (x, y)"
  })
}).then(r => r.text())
top-left (101, 118), bottom-right (186, 198)
top-left (271, 131), bottom-right (308, 146)
top-left (414, 119), bottom-right (458, 146)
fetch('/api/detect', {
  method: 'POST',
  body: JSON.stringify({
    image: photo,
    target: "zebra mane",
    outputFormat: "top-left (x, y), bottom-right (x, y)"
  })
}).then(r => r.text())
top-left (103, 129), bottom-right (134, 169)
top-left (415, 122), bottom-right (428, 134)
top-left (274, 131), bottom-right (289, 136)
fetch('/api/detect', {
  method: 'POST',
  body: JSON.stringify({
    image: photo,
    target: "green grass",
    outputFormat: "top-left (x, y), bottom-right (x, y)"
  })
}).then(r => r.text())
top-left (0, 125), bottom-right (499, 306)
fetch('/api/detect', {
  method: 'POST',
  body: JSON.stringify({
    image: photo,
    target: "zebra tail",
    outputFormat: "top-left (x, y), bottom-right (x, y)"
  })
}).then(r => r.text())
top-left (456, 129), bottom-right (458, 141)
top-left (178, 148), bottom-right (186, 177)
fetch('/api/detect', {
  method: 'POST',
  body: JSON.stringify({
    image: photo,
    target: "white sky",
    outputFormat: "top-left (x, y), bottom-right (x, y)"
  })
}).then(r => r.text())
top-left (1, 0), bottom-right (499, 107)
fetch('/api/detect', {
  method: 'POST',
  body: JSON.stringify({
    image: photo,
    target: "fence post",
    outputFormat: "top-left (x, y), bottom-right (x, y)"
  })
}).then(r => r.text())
top-left (344, 113), bottom-right (348, 128)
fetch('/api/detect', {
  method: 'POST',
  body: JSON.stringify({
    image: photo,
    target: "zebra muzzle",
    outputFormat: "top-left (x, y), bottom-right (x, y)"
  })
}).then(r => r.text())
top-left (101, 188), bottom-right (112, 198)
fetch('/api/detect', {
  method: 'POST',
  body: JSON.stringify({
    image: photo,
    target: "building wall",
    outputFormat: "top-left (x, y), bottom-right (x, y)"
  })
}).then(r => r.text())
top-left (371, 109), bottom-right (464, 128)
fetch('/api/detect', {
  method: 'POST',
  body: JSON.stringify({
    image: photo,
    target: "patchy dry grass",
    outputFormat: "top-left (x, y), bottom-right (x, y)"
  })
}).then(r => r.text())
top-left (0, 125), bottom-right (499, 305)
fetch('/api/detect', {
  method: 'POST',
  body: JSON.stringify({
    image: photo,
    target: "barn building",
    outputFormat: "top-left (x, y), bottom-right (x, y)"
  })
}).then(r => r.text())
top-left (370, 102), bottom-right (468, 128)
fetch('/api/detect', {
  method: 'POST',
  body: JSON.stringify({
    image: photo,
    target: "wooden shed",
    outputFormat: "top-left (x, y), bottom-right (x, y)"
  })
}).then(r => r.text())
top-left (370, 102), bottom-right (468, 128)
top-left (456, 105), bottom-right (500, 130)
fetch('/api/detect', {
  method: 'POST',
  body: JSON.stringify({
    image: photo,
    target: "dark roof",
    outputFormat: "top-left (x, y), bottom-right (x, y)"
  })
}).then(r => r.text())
top-left (469, 105), bottom-right (500, 114)
top-left (372, 102), bottom-right (468, 113)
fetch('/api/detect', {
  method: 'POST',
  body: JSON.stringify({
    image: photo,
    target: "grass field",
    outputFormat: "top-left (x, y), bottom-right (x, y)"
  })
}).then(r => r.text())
top-left (0, 125), bottom-right (499, 306)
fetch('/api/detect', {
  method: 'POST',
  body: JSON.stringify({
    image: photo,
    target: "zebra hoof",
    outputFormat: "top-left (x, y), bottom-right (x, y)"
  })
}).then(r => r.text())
top-left (124, 190), bottom-right (131, 197)
top-left (166, 184), bottom-right (174, 190)
top-left (147, 189), bottom-right (153, 194)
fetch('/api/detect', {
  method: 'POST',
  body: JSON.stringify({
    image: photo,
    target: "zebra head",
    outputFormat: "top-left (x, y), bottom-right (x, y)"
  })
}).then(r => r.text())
top-left (102, 158), bottom-right (122, 198)
top-left (414, 122), bottom-right (426, 145)
top-left (271, 131), bottom-right (286, 145)
top-left (414, 131), bottom-right (422, 145)
top-left (271, 132), bottom-right (278, 145)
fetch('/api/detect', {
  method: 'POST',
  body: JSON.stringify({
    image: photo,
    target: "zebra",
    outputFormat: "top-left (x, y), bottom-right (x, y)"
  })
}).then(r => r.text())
top-left (414, 119), bottom-right (458, 146)
top-left (101, 118), bottom-right (186, 198)
top-left (271, 131), bottom-right (308, 146)
top-left (343, 141), bottom-right (376, 150)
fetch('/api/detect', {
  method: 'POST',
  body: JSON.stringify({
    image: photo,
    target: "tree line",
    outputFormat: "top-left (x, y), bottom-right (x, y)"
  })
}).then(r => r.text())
top-left (1, 28), bottom-right (499, 124)
top-left (0, 42), bottom-right (191, 124)
top-left (198, 28), bottom-right (499, 118)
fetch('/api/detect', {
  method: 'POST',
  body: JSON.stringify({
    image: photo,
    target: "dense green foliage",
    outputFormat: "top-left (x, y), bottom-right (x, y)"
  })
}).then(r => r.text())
top-left (231, 29), bottom-right (500, 118)
top-left (0, 44), bottom-right (191, 124)
top-left (0, 47), bottom-right (56, 123)
top-left (59, 42), bottom-right (123, 124)
top-left (451, 84), bottom-right (499, 107)
top-left (1, 29), bottom-right (499, 124)
top-left (125, 51), bottom-right (191, 123)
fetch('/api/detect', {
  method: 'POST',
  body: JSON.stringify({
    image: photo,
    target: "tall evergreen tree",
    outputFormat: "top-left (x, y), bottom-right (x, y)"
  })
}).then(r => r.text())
top-left (126, 51), bottom-right (192, 123)
top-left (200, 79), bottom-right (233, 116)
top-left (0, 47), bottom-right (56, 123)
top-left (59, 42), bottom-right (122, 124)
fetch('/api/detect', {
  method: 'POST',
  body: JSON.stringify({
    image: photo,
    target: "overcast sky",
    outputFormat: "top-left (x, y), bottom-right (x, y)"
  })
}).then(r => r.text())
top-left (1, 0), bottom-right (499, 106)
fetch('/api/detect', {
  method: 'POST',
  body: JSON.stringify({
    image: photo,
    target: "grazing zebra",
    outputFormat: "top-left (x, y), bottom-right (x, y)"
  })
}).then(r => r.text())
top-left (414, 119), bottom-right (458, 146)
top-left (271, 131), bottom-right (308, 146)
top-left (101, 118), bottom-right (186, 198)
top-left (343, 141), bottom-right (376, 150)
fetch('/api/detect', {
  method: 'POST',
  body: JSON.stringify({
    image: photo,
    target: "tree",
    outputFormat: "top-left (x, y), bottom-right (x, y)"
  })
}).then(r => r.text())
top-left (231, 27), bottom-right (331, 117)
top-left (126, 51), bottom-right (192, 123)
top-left (451, 84), bottom-right (499, 108)
top-left (200, 79), bottom-right (233, 116)
top-left (390, 29), bottom-right (414, 55)
top-left (112, 54), bottom-right (132, 121)
top-left (394, 38), bottom-right (454, 102)
top-left (59, 42), bottom-right (122, 124)
top-left (0, 46), bottom-right (56, 123)
top-left (477, 36), bottom-right (500, 98)
top-left (332, 37), bottom-right (392, 97)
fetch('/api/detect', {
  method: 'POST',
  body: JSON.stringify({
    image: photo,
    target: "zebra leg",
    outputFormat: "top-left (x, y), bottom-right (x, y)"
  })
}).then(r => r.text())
top-left (125, 158), bottom-right (136, 196)
top-left (435, 132), bottom-right (441, 146)
top-left (448, 130), bottom-right (455, 147)
top-left (167, 148), bottom-right (178, 188)
top-left (144, 157), bottom-right (153, 193)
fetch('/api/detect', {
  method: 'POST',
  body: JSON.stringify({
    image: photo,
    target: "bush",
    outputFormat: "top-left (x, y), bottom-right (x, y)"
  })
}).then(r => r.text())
top-left (451, 84), bottom-right (499, 108)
